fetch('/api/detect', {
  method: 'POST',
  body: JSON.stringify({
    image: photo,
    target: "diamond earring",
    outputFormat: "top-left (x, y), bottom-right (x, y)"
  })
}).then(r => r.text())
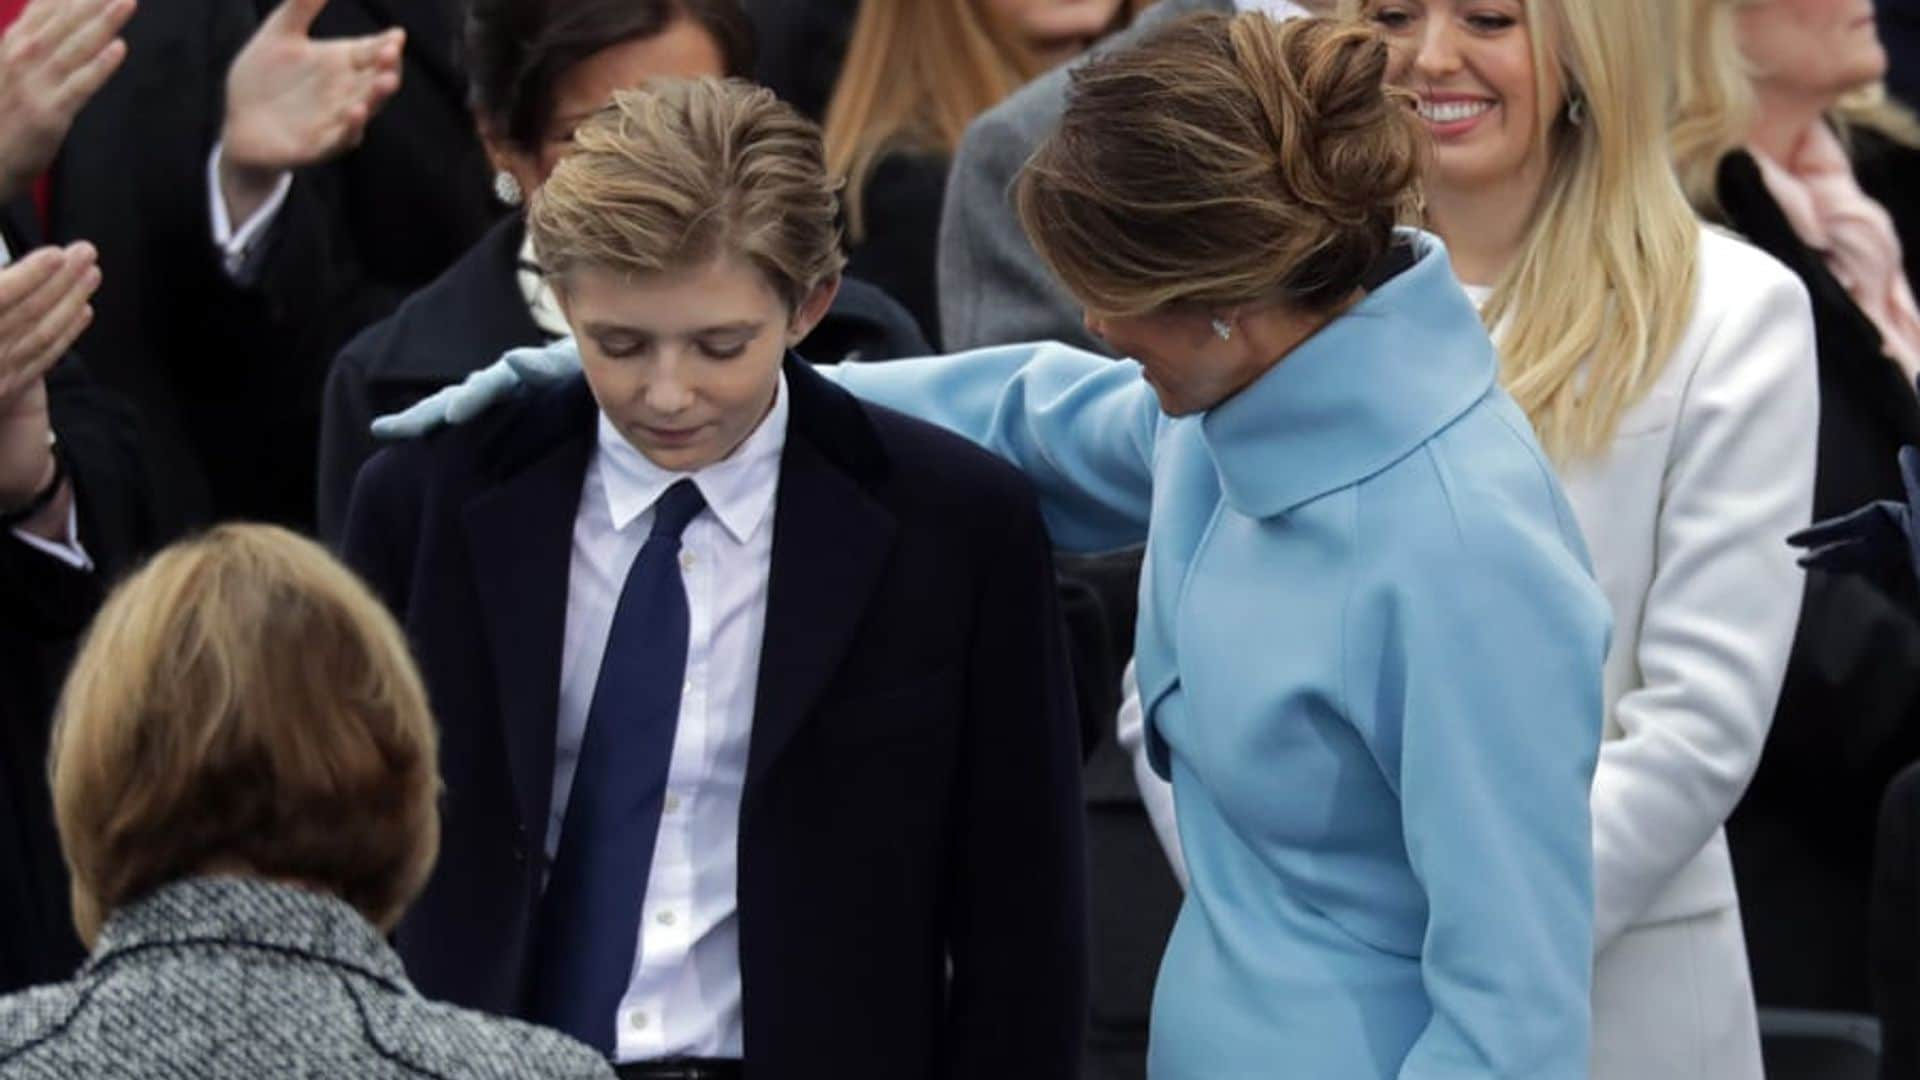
top-left (1211, 317), bottom-right (1233, 342)
top-left (493, 170), bottom-right (523, 206)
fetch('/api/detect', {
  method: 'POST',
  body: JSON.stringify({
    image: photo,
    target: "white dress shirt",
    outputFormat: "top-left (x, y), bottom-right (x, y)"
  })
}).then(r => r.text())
top-left (552, 376), bottom-right (787, 1063)
top-left (0, 232), bottom-right (91, 570)
top-left (205, 143), bottom-right (293, 281)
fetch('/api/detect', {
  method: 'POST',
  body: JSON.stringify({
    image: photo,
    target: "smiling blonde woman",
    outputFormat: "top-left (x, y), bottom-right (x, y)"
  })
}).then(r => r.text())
top-left (1349, 0), bottom-right (1821, 1075)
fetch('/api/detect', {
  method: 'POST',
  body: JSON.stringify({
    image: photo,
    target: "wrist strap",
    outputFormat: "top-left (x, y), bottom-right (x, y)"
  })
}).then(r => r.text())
top-left (0, 433), bottom-right (66, 529)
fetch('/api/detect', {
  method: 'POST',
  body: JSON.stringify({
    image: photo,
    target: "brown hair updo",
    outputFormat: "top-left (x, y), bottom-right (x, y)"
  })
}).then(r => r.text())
top-left (1016, 12), bottom-right (1424, 317)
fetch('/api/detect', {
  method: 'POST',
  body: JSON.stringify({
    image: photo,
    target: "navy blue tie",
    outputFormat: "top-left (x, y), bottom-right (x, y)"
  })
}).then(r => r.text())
top-left (531, 478), bottom-right (706, 1053)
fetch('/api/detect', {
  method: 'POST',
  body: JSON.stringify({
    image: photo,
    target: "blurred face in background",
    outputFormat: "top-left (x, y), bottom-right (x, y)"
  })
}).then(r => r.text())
top-left (488, 18), bottom-right (728, 200)
top-left (1366, 0), bottom-right (1562, 199)
top-left (562, 256), bottom-right (837, 472)
top-left (984, 0), bottom-right (1126, 66)
top-left (1736, 0), bottom-right (1887, 107)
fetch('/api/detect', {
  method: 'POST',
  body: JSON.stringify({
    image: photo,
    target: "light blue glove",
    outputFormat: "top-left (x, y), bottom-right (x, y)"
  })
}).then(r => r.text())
top-left (369, 337), bottom-right (585, 440)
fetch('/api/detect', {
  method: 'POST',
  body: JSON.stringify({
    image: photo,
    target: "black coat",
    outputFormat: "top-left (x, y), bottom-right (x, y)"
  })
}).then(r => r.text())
top-left (341, 359), bottom-right (1088, 1077)
top-left (315, 214), bottom-right (932, 540)
top-left (742, 0), bottom-right (858, 121)
top-left (51, 0), bottom-right (496, 531)
top-left (846, 152), bottom-right (950, 349)
top-left (1885, 0), bottom-right (1920, 111)
top-left (1719, 132), bottom-right (1920, 1012)
top-left (0, 207), bottom-right (162, 996)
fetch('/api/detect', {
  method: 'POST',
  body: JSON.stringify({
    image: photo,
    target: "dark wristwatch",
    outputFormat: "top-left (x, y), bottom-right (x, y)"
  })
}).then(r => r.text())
top-left (0, 432), bottom-right (67, 529)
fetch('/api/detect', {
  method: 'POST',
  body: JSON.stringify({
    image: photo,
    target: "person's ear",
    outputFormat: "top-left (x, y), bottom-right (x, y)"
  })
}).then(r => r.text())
top-left (785, 275), bottom-right (843, 347)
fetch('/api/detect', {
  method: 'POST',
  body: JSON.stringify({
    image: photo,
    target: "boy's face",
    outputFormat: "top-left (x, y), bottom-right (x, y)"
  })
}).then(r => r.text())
top-left (560, 255), bottom-right (836, 473)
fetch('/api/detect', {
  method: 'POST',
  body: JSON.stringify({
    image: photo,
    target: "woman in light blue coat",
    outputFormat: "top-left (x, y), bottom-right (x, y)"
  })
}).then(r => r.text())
top-left (378, 17), bottom-right (1610, 1077)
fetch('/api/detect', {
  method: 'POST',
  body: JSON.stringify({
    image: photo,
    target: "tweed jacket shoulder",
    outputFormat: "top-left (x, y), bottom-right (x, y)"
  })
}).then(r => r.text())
top-left (0, 876), bottom-right (612, 1079)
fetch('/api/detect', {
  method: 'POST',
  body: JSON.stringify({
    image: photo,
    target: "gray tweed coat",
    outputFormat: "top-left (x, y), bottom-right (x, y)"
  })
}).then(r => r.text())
top-left (0, 876), bottom-right (613, 1078)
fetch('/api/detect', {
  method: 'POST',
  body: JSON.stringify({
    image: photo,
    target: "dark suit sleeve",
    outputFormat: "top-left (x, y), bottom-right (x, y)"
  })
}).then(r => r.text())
top-left (944, 482), bottom-right (1088, 1078)
top-left (234, 174), bottom-right (411, 366)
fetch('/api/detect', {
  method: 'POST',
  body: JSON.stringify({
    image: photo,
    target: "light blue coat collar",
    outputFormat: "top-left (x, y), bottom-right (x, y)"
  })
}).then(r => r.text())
top-left (1200, 230), bottom-right (1496, 519)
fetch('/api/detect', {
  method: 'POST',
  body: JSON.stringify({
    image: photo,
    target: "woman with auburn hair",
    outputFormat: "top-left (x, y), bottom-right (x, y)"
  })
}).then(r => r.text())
top-left (377, 14), bottom-right (1610, 1075)
top-left (1670, 0), bottom-right (1920, 1018)
top-left (1352, 0), bottom-right (1820, 1073)
top-left (0, 524), bottom-right (609, 1078)
top-left (822, 0), bottom-right (1141, 344)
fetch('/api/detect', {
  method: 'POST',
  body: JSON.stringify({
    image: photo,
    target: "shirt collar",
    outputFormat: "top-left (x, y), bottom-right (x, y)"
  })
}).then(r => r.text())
top-left (594, 370), bottom-right (789, 544)
top-left (516, 227), bottom-right (570, 340)
top-left (1199, 229), bottom-right (1497, 519)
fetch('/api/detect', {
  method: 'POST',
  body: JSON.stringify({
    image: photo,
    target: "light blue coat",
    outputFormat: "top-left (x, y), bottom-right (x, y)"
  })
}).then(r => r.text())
top-left (828, 234), bottom-right (1609, 1078)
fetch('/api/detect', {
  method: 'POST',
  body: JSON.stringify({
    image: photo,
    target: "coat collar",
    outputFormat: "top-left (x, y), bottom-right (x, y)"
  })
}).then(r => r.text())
top-left (85, 876), bottom-right (410, 990)
top-left (1200, 230), bottom-right (1497, 519)
top-left (368, 215), bottom-right (544, 387)
top-left (745, 358), bottom-right (895, 790)
top-left (459, 357), bottom-right (896, 827)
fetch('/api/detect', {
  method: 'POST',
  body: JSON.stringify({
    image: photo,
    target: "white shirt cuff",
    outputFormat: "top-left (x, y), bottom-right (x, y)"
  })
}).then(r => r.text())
top-left (0, 229), bottom-right (12, 266)
top-left (12, 498), bottom-right (92, 571)
top-left (207, 142), bottom-right (292, 281)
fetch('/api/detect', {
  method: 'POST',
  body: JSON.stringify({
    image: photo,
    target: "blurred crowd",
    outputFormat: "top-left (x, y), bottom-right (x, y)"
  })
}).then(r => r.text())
top-left (0, 0), bottom-right (1917, 1078)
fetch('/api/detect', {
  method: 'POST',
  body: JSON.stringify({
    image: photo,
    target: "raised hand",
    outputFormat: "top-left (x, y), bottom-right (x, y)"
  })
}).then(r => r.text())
top-left (0, 0), bottom-right (137, 202)
top-left (219, 0), bottom-right (404, 223)
top-left (0, 243), bottom-right (96, 522)
top-left (0, 243), bottom-right (98, 404)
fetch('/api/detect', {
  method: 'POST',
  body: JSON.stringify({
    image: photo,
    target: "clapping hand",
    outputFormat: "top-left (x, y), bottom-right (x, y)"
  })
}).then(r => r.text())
top-left (218, 0), bottom-right (404, 224)
top-left (0, 0), bottom-right (137, 202)
top-left (0, 243), bottom-right (98, 404)
top-left (0, 243), bottom-right (98, 510)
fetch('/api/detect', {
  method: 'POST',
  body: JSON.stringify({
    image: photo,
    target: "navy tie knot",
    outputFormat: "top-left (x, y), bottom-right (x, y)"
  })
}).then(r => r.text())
top-left (651, 479), bottom-right (706, 542)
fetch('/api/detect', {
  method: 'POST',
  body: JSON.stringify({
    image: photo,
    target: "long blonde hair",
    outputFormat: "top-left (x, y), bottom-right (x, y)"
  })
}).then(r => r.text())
top-left (1670, 0), bottom-right (1920, 223)
top-left (1350, 0), bottom-right (1701, 461)
top-left (823, 1), bottom-right (1037, 241)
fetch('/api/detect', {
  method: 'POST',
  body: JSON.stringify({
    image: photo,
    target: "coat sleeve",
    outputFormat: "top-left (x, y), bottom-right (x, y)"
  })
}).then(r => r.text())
top-left (825, 345), bottom-right (1160, 553)
top-left (944, 478), bottom-right (1088, 1078)
top-left (1589, 258), bottom-right (1819, 947)
top-left (1345, 465), bottom-right (1609, 1079)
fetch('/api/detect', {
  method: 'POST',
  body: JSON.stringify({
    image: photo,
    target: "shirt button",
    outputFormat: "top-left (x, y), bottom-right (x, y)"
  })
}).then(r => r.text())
top-left (680, 552), bottom-right (695, 570)
top-left (682, 679), bottom-right (693, 695)
top-left (657, 910), bottom-right (677, 927)
top-left (629, 1011), bottom-right (649, 1031)
top-left (664, 793), bottom-right (681, 814)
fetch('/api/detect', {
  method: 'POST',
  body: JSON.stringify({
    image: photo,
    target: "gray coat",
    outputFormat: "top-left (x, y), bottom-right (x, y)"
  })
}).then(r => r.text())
top-left (0, 876), bottom-right (613, 1079)
top-left (935, 0), bottom-right (1233, 353)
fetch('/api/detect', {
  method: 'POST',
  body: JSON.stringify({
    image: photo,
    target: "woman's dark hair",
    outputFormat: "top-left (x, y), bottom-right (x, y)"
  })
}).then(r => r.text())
top-left (465, 0), bottom-right (758, 154)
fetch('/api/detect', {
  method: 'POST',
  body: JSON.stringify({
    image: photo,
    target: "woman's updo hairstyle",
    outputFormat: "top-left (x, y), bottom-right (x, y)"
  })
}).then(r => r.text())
top-left (1016, 12), bottom-right (1423, 317)
top-left (465, 0), bottom-right (757, 154)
